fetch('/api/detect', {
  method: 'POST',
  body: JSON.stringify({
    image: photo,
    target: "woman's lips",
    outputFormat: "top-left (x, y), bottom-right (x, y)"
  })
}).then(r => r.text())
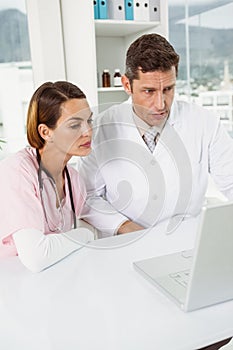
top-left (80, 141), bottom-right (91, 148)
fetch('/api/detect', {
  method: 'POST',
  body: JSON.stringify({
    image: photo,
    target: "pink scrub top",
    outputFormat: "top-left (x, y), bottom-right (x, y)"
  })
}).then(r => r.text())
top-left (0, 147), bottom-right (86, 258)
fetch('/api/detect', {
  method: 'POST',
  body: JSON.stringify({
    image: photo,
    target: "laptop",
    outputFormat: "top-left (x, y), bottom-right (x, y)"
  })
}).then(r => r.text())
top-left (133, 201), bottom-right (233, 312)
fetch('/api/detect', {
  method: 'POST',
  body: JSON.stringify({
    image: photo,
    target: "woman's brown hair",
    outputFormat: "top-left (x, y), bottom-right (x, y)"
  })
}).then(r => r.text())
top-left (27, 81), bottom-right (86, 149)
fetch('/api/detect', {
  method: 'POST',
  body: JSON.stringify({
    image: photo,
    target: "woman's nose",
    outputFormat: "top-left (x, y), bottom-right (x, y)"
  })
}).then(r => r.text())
top-left (81, 122), bottom-right (92, 137)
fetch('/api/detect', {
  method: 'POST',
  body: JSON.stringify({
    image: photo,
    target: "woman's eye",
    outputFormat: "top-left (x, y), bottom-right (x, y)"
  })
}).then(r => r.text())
top-left (70, 124), bottom-right (81, 129)
top-left (87, 118), bottom-right (93, 124)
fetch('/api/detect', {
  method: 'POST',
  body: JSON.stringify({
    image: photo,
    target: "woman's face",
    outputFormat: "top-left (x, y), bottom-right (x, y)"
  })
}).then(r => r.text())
top-left (51, 98), bottom-right (93, 158)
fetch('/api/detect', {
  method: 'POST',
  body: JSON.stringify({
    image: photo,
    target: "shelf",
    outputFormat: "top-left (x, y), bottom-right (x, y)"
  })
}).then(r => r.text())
top-left (98, 87), bottom-right (125, 92)
top-left (95, 20), bottom-right (160, 37)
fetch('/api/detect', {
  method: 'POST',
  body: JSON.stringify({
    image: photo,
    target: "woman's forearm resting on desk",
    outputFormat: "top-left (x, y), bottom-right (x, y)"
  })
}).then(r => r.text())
top-left (117, 220), bottom-right (144, 234)
top-left (13, 228), bottom-right (95, 273)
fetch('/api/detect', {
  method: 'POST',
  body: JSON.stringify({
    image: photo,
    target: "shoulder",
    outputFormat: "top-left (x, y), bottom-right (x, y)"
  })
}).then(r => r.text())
top-left (92, 102), bottom-right (133, 143)
top-left (170, 99), bottom-right (222, 146)
top-left (0, 147), bottom-right (38, 173)
top-left (172, 99), bottom-right (219, 126)
top-left (94, 102), bottom-right (132, 126)
top-left (0, 147), bottom-right (38, 190)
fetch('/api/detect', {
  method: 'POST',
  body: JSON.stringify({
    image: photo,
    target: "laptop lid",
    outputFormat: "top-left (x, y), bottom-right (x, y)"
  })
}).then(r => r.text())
top-left (133, 201), bottom-right (233, 312)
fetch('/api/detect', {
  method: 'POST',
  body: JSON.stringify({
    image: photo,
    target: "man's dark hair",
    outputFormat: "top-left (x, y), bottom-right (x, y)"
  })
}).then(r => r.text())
top-left (125, 33), bottom-right (180, 85)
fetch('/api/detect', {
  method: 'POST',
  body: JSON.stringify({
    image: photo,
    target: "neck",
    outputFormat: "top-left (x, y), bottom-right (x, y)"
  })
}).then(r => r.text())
top-left (38, 148), bottom-right (70, 181)
top-left (38, 148), bottom-right (70, 203)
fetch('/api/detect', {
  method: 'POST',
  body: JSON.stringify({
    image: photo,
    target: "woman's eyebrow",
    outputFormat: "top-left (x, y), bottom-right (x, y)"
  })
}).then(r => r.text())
top-left (67, 112), bottom-right (93, 122)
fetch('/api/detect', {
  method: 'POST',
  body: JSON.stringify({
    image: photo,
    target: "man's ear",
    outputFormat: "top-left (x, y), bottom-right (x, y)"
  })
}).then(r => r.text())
top-left (38, 124), bottom-right (53, 142)
top-left (121, 75), bottom-right (132, 95)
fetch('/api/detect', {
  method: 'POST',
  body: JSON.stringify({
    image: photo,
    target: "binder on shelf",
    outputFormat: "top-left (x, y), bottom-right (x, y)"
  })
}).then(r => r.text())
top-left (98, 0), bottom-right (108, 19)
top-left (108, 0), bottom-right (125, 20)
top-left (141, 1), bottom-right (150, 21)
top-left (149, 0), bottom-right (160, 21)
top-left (133, 1), bottom-right (142, 20)
top-left (93, 0), bottom-right (99, 19)
top-left (124, 0), bottom-right (134, 20)
top-left (133, 1), bottom-right (149, 21)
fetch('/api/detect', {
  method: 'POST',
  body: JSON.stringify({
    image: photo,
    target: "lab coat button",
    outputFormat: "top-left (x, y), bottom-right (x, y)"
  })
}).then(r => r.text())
top-left (150, 159), bottom-right (156, 166)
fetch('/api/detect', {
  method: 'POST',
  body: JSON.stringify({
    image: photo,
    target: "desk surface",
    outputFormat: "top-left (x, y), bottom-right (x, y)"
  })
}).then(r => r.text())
top-left (0, 217), bottom-right (232, 350)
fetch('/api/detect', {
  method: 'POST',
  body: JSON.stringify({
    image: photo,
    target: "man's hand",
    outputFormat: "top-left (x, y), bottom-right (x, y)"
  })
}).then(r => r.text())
top-left (117, 220), bottom-right (144, 234)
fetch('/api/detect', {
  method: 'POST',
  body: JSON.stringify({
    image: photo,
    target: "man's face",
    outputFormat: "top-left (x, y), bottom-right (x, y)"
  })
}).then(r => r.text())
top-left (122, 67), bottom-right (176, 127)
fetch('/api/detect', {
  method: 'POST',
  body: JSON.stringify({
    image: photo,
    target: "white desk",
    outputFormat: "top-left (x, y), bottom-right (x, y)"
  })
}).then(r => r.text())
top-left (0, 217), bottom-right (232, 350)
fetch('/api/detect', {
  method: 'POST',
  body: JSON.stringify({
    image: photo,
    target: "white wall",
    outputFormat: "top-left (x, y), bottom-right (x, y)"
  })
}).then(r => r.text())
top-left (26, 0), bottom-right (66, 88)
top-left (26, 0), bottom-right (98, 108)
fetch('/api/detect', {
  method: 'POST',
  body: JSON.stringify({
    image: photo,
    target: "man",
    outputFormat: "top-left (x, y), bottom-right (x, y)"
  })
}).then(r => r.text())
top-left (79, 33), bottom-right (233, 236)
top-left (78, 32), bottom-right (233, 350)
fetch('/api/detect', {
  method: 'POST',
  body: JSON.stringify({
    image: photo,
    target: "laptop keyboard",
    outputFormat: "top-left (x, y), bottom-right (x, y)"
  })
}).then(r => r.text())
top-left (169, 269), bottom-right (190, 287)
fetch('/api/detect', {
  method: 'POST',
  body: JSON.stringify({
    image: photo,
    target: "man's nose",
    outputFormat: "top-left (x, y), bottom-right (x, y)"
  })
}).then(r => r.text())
top-left (153, 91), bottom-right (165, 110)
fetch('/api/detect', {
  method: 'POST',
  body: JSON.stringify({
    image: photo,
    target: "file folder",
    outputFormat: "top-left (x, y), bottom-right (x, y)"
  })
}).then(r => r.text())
top-left (125, 0), bottom-right (134, 20)
top-left (93, 0), bottom-right (99, 19)
top-left (134, 1), bottom-right (149, 21)
top-left (108, 0), bottom-right (125, 20)
top-left (141, 1), bottom-right (150, 21)
top-left (133, 1), bottom-right (142, 20)
top-left (98, 0), bottom-right (108, 19)
top-left (149, 0), bottom-right (160, 21)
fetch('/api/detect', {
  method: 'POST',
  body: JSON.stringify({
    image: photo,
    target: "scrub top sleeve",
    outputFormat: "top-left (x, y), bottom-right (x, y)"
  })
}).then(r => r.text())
top-left (0, 159), bottom-right (44, 242)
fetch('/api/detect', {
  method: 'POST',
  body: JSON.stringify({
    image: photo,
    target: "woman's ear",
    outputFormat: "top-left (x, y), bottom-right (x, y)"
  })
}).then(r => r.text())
top-left (121, 75), bottom-right (132, 95)
top-left (38, 124), bottom-right (53, 142)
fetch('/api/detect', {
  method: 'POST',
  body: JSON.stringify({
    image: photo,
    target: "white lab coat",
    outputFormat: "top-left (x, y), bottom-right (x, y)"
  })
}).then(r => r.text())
top-left (78, 100), bottom-right (233, 236)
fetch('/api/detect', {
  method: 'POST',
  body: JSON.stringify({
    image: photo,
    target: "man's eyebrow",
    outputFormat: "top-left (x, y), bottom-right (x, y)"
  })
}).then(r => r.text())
top-left (163, 83), bottom-right (176, 89)
top-left (142, 83), bottom-right (176, 89)
top-left (142, 87), bottom-right (156, 90)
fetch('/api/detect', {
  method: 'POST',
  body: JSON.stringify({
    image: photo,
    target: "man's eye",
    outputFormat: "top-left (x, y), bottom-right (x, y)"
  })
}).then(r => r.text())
top-left (144, 89), bottom-right (154, 94)
top-left (164, 86), bottom-right (173, 92)
top-left (87, 118), bottom-right (93, 124)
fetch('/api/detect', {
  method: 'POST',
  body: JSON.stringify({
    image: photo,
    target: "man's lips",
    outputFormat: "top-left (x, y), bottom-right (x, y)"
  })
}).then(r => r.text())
top-left (150, 112), bottom-right (167, 119)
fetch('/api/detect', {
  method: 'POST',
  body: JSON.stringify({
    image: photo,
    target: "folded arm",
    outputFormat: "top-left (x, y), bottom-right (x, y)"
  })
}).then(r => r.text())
top-left (13, 226), bottom-right (95, 273)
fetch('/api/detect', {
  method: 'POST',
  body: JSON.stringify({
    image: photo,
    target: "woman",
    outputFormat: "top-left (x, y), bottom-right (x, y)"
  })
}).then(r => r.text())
top-left (0, 81), bottom-right (95, 272)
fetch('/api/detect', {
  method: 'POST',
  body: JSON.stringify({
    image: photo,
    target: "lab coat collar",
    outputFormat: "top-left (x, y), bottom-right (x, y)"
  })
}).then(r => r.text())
top-left (167, 99), bottom-right (180, 126)
top-left (130, 98), bottom-right (180, 132)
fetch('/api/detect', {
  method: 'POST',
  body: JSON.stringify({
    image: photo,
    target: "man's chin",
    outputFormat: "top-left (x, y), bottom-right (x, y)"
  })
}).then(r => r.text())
top-left (148, 116), bottom-right (167, 127)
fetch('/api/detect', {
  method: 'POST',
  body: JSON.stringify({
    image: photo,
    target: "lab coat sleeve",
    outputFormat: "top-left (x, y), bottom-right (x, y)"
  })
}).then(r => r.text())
top-left (209, 117), bottom-right (233, 199)
top-left (13, 227), bottom-right (95, 273)
top-left (77, 151), bottom-right (129, 236)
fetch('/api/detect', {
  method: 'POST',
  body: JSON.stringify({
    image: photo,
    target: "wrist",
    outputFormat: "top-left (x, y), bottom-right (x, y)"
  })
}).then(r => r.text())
top-left (117, 220), bottom-right (131, 235)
